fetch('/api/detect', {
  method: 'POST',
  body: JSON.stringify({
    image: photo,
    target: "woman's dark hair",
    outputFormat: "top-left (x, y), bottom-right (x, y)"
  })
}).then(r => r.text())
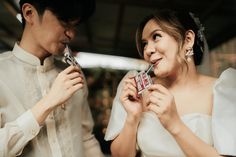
top-left (136, 9), bottom-right (205, 65)
top-left (19, 0), bottom-right (95, 27)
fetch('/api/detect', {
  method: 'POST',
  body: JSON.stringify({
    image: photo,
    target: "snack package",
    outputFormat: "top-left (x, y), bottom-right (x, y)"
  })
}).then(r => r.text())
top-left (134, 65), bottom-right (153, 95)
top-left (63, 45), bottom-right (80, 67)
top-left (61, 45), bottom-right (81, 110)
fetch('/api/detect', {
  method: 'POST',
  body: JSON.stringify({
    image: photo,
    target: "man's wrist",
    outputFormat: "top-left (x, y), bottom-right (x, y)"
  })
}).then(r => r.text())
top-left (31, 97), bottom-right (54, 126)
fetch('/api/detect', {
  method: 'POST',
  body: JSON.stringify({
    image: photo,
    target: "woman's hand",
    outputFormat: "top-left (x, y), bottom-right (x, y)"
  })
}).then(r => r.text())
top-left (120, 75), bottom-right (143, 123)
top-left (46, 65), bottom-right (84, 108)
top-left (147, 84), bottom-right (181, 133)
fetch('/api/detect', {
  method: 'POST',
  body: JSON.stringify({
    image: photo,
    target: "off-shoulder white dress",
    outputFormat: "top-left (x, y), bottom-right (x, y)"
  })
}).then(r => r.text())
top-left (105, 68), bottom-right (236, 157)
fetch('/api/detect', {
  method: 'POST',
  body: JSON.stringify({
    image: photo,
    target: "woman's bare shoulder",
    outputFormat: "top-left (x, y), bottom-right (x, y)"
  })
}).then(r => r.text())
top-left (199, 74), bottom-right (217, 85)
top-left (206, 75), bottom-right (217, 81)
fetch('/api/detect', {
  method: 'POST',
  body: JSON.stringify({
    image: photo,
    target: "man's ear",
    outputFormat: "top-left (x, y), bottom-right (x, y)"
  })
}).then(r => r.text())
top-left (21, 3), bottom-right (37, 25)
top-left (184, 30), bottom-right (195, 48)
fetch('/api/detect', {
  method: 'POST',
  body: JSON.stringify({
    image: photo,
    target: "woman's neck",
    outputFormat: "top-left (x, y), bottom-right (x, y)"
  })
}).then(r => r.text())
top-left (155, 64), bottom-right (200, 90)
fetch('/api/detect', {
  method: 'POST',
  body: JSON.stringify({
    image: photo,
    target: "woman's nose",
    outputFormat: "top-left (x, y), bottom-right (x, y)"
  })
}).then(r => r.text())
top-left (145, 42), bottom-right (155, 56)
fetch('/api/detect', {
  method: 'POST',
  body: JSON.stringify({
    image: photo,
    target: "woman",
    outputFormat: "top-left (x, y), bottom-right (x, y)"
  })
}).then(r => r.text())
top-left (105, 9), bottom-right (236, 157)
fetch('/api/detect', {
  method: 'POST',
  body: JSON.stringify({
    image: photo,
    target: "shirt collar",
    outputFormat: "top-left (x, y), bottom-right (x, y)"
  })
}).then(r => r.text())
top-left (12, 43), bottom-right (55, 70)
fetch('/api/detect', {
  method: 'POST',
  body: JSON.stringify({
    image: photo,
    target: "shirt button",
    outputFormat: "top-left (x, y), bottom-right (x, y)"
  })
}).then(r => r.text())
top-left (31, 129), bottom-right (36, 136)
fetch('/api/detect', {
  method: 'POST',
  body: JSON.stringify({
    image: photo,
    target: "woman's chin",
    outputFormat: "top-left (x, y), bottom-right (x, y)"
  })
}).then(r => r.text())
top-left (153, 69), bottom-right (161, 77)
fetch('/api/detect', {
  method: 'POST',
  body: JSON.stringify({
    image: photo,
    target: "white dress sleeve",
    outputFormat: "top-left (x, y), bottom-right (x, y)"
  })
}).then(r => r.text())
top-left (104, 70), bottom-right (138, 141)
top-left (212, 68), bottom-right (236, 156)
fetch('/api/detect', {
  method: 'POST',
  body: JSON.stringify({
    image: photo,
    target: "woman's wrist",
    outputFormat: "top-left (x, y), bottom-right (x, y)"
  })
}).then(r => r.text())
top-left (126, 114), bottom-right (141, 127)
top-left (168, 119), bottom-right (184, 136)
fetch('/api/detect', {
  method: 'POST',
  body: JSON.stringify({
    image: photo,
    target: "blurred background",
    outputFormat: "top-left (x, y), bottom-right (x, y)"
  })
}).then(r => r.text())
top-left (0, 0), bottom-right (236, 156)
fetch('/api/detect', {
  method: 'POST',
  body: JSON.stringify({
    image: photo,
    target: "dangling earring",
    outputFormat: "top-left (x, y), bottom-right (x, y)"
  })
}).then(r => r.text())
top-left (185, 48), bottom-right (194, 62)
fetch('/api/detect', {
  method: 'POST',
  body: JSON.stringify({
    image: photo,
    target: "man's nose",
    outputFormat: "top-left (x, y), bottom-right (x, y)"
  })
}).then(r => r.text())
top-left (65, 28), bottom-right (76, 41)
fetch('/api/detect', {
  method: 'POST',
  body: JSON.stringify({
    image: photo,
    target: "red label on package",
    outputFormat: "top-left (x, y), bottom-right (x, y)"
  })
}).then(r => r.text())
top-left (134, 71), bottom-right (153, 95)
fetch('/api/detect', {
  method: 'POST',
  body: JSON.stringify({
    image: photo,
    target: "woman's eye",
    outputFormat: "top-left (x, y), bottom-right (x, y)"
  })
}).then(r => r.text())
top-left (153, 33), bottom-right (161, 41)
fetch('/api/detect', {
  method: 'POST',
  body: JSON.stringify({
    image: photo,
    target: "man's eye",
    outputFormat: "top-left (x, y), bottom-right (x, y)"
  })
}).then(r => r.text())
top-left (60, 21), bottom-right (76, 29)
top-left (60, 21), bottom-right (67, 28)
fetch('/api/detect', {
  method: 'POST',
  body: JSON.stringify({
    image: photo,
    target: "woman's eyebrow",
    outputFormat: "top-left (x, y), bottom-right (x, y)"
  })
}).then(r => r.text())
top-left (142, 29), bottom-right (162, 41)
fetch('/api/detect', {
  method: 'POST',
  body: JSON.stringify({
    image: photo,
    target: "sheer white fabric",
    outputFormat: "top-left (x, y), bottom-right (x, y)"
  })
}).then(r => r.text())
top-left (138, 112), bottom-right (212, 157)
top-left (105, 68), bottom-right (236, 157)
top-left (0, 43), bottom-right (104, 157)
top-left (212, 68), bottom-right (236, 156)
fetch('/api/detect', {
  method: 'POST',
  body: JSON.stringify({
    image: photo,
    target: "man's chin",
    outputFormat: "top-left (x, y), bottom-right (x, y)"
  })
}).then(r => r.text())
top-left (53, 48), bottom-right (64, 56)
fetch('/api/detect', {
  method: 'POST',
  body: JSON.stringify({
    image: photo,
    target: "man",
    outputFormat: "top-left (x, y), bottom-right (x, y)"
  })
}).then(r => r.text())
top-left (0, 0), bottom-right (104, 156)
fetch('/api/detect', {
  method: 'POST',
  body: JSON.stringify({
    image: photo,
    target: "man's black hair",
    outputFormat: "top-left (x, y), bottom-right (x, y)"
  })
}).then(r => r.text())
top-left (19, 0), bottom-right (95, 27)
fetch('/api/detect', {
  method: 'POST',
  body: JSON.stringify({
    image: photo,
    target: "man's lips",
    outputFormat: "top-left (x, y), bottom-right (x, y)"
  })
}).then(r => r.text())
top-left (61, 42), bottom-right (70, 50)
top-left (61, 42), bottom-right (68, 47)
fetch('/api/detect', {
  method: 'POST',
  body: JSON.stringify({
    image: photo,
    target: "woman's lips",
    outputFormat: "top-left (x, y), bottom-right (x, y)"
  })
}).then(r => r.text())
top-left (151, 58), bottom-right (162, 67)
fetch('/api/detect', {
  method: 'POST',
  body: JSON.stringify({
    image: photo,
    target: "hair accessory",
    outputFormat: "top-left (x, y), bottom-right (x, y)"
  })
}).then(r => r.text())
top-left (189, 12), bottom-right (205, 42)
top-left (185, 47), bottom-right (194, 62)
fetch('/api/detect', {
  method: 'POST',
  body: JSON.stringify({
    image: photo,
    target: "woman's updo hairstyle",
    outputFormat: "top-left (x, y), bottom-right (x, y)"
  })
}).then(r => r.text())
top-left (136, 9), bottom-right (206, 65)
